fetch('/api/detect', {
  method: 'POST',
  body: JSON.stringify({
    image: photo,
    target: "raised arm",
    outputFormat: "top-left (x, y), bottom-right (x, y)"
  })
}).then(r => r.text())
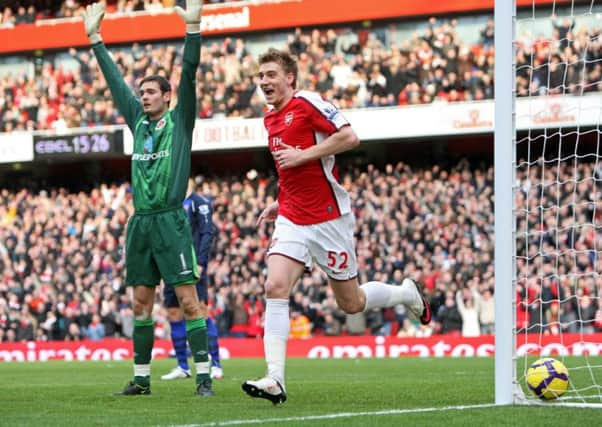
top-left (471, 287), bottom-right (481, 313)
top-left (84, 2), bottom-right (141, 129)
top-left (174, 0), bottom-right (202, 133)
top-left (455, 290), bottom-right (466, 316)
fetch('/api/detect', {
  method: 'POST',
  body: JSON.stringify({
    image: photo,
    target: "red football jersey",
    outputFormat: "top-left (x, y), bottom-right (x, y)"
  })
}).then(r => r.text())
top-left (265, 90), bottom-right (352, 225)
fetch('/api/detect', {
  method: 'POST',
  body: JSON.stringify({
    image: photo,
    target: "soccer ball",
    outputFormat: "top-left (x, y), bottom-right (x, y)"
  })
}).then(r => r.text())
top-left (526, 358), bottom-right (570, 400)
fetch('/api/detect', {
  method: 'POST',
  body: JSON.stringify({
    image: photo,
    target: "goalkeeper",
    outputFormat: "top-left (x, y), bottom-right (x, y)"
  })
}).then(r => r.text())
top-left (83, 1), bottom-right (213, 396)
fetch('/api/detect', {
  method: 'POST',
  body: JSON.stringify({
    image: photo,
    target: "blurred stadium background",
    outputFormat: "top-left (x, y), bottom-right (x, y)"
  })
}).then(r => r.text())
top-left (0, 0), bottom-right (601, 378)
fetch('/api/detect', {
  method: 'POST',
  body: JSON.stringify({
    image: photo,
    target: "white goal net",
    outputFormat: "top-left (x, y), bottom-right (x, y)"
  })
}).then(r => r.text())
top-left (507, 0), bottom-right (602, 405)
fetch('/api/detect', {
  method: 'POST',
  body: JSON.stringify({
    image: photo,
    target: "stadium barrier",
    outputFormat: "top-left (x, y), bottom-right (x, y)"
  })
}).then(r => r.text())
top-left (2, 94), bottom-right (600, 163)
top-left (0, 333), bottom-right (600, 362)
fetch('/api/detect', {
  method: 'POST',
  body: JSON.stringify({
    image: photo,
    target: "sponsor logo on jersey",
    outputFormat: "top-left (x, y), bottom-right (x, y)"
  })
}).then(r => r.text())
top-left (284, 112), bottom-right (294, 126)
top-left (271, 136), bottom-right (283, 150)
top-left (156, 118), bottom-right (166, 130)
top-left (132, 149), bottom-right (170, 161)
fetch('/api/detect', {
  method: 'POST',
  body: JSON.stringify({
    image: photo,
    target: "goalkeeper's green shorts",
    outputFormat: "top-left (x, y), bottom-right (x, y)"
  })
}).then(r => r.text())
top-left (125, 207), bottom-right (199, 287)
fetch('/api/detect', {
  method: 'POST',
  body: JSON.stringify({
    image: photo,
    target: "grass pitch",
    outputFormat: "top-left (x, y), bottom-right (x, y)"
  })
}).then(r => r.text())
top-left (0, 357), bottom-right (600, 426)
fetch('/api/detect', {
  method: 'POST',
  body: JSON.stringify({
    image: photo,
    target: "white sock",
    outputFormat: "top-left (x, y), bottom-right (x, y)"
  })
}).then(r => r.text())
top-left (134, 364), bottom-right (150, 377)
top-left (361, 281), bottom-right (412, 311)
top-left (263, 298), bottom-right (289, 389)
top-left (195, 361), bottom-right (210, 375)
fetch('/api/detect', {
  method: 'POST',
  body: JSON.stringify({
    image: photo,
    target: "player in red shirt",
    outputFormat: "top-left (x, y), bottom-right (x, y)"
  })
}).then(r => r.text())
top-left (241, 48), bottom-right (432, 405)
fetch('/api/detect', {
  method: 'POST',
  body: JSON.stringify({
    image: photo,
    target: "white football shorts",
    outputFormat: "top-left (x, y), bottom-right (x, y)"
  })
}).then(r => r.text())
top-left (267, 214), bottom-right (358, 281)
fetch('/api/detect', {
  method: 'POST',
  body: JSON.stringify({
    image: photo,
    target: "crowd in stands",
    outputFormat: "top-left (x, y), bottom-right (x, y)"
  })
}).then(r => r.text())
top-left (1, 159), bottom-right (601, 343)
top-left (0, 0), bottom-right (237, 27)
top-left (1, 12), bottom-right (601, 132)
top-left (514, 160), bottom-right (602, 335)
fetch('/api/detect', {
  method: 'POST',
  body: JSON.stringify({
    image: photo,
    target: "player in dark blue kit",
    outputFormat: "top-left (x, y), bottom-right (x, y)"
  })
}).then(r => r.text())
top-left (162, 177), bottom-right (224, 380)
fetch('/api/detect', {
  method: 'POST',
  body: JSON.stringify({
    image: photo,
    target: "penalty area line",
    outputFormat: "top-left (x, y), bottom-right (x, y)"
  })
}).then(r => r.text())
top-left (166, 403), bottom-right (497, 427)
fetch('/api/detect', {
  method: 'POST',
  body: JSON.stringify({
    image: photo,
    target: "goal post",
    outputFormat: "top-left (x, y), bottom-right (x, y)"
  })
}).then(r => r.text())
top-left (496, 0), bottom-right (602, 406)
top-left (494, 0), bottom-right (516, 406)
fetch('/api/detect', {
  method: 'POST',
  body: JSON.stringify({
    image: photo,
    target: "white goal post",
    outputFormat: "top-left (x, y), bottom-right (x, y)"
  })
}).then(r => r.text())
top-left (494, 0), bottom-right (516, 406)
top-left (495, 0), bottom-right (602, 406)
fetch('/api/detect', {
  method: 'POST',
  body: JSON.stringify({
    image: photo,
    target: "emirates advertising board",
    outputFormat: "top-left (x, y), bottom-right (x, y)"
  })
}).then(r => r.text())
top-left (1, 334), bottom-right (601, 362)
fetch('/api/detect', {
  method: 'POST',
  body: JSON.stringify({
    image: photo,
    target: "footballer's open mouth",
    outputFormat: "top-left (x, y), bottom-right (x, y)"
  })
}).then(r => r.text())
top-left (262, 87), bottom-right (274, 97)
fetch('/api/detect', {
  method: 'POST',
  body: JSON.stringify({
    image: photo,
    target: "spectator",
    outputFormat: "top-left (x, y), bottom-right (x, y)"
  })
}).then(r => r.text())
top-left (87, 313), bottom-right (106, 340)
top-left (322, 311), bottom-right (342, 336)
top-left (480, 18), bottom-right (494, 51)
top-left (228, 292), bottom-right (249, 337)
top-left (479, 287), bottom-right (495, 335)
top-left (345, 312), bottom-right (366, 336)
top-left (100, 304), bottom-right (119, 337)
top-left (289, 310), bottom-right (311, 339)
top-left (455, 287), bottom-right (481, 337)
top-left (577, 294), bottom-right (597, 334)
top-left (396, 318), bottom-right (418, 338)
top-left (0, 7), bottom-right (15, 28)
top-left (117, 306), bottom-right (134, 339)
top-left (65, 322), bottom-right (83, 341)
top-left (437, 291), bottom-right (462, 335)
top-left (365, 308), bottom-right (387, 336)
top-left (246, 302), bottom-right (263, 338)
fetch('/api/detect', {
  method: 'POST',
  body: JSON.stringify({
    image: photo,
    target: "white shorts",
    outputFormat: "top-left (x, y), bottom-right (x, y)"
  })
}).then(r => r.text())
top-left (267, 214), bottom-right (358, 281)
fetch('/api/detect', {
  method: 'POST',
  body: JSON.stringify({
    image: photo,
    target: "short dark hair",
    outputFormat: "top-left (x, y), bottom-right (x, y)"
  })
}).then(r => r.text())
top-left (139, 75), bottom-right (171, 94)
top-left (258, 48), bottom-right (298, 89)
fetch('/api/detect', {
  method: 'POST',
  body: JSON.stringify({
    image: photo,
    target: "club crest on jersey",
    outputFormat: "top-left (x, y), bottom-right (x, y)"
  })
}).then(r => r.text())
top-left (284, 112), bottom-right (294, 126)
top-left (155, 118), bottom-right (166, 130)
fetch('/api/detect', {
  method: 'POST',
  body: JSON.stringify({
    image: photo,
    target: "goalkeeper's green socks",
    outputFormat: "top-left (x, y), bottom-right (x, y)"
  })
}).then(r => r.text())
top-left (186, 318), bottom-right (211, 384)
top-left (133, 319), bottom-right (154, 387)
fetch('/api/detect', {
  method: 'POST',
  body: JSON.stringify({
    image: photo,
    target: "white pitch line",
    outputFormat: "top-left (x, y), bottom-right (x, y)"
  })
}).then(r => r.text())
top-left (165, 403), bottom-right (498, 427)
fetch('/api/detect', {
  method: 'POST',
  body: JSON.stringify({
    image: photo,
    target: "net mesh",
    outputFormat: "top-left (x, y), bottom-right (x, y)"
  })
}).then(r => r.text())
top-left (514, 0), bottom-right (602, 403)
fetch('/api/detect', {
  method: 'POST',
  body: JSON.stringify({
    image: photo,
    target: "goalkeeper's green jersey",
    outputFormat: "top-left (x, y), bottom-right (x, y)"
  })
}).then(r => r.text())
top-left (92, 34), bottom-right (201, 213)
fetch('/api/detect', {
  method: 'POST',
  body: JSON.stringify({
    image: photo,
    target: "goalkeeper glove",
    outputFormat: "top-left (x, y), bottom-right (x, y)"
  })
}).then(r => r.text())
top-left (83, 2), bottom-right (105, 44)
top-left (174, 0), bottom-right (203, 34)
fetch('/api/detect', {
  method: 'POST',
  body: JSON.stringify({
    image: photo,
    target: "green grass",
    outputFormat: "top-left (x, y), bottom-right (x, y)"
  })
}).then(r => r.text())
top-left (0, 357), bottom-right (600, 426)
